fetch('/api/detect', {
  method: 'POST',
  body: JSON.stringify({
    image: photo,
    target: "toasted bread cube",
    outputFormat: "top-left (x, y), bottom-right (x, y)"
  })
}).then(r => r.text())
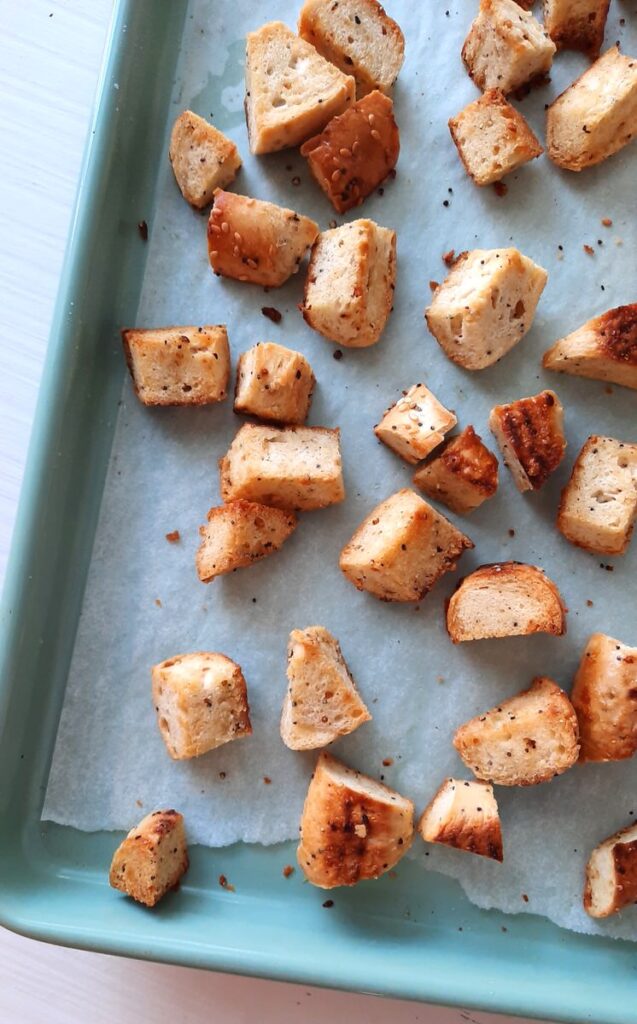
top-left (300, 90), bottom-right (399, 213)
top-left (109, 810), bottom-right (188, 907)
top-left (245, 21), bottom-right (355, 154)
top-left (234, 342), bottom-right (315, 425)
top-left (557, 436), bottom-right (637, 555)
top-left (447, 562), bottom-right (566, 642)
top-left (542, 0), bottom-right (610, 58)
top-left (419, 778), bottom-right (503, 861)
top-left (220, 423), bottom-right (344, 512)
top-left (208, 190), bottom-right (318, 288)
top-left (169, 111), bottom-right (241, 208)
top-left (281, 626), bottom-right (371, 750)
top-left (489, 389), bottom-right (566, 492)
top-left (571, 633), bottom-right (637, 763)
top-left (374, 383), bottom-right (457, 465)
top-left (584, 823), bottom-right (637, 918)
top-left (426, 249), bottom-right (547, 371)
top-left (449, 89), bottom-right (543, 186)
top-left (196, 500), bottom-right (297, 583)
top-left (297, 751), bottom-right (413, 887)
top-left (547, 46), bottom-right (637, 171)
top-left (462, 0), bottom-right (555, 95)
top-left (413, 427), bottom-right (499, 515)
top-left (302, 219), bottom-right (396, 348)
top-left (543, 304), bottom-right (637, 391)
top-left (454, 677), bottom-right (580, 786)
top-left (298, 0), bottom-right (405, 98)
top-left (340, 488), bottom-right (473, 602)
top-left (152, 652), bottom-right (252, 760)
top-left (122, 325), bottom-right (230, 407)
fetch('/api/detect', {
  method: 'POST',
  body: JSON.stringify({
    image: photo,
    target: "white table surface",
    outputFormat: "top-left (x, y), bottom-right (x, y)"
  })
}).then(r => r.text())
top-left (0, 2), bottom-right (548, 1021)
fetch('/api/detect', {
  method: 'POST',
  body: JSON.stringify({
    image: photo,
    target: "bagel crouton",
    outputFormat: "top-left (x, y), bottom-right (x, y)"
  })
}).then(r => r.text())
top-left (462, 0), bottom-right (555, 95)
top-left (122, 325), bottom-right (230, 406)
top-left (169, 111), bottom-right (241, 208)
top-left (109, 810), bottom-right (188, 907)
top-left (196, 501), bottom-right (297, 582)
top-left (413, 426), bottom-right (499, 515)
top-left (297, 751), bottom-right (414, 887)
top-left (280, 627), bottom-right (371, 750)
top-left (542, 0), bottom-right (610, 58)
top-left (425, 248), bottom-right (547, 370)
top-left (447, 562), bottom-right (566, 642)
top-left (234, 342), bottom-right (315, 424)
top-left (571, 633), bottom-right (637, 762)
top-left (152, 653), bottom-right (251, 760)
top-left (419, 778), bottom-right (503, 861)
top-left (340, 488), bottom-right (473, 602)
top-left (374, 383), bottom-right (457, 465)
top-left (584, 823), bottom-right (637, 918)
top-left (557, 436), bottom-right (637, 555)
top-left (454, 677), bottom-right (580, 786)
top-left (220, 423), bottom-right (345, 512)
top-left (449, 89), bottom-right (543, 186)
top-left (542, 304), bottom-right (637, 391)
top-left (489, 390), bottom-right (566, 492)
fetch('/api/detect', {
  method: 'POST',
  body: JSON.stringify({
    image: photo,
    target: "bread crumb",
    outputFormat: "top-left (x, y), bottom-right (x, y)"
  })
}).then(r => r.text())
top-left (263, 776), bottom-right (272, 784)
top-left (382, 757), bottom-right (394, 767)
top-left (283, 864), bottom-right (295, 878)
top-left (442, 249), bottom-right (456, 267)
top-left (135, 799), bottom-right (143, 808)
top-left (583, 244), bottom-right (594, 255)
top-left (601, 217), bottom-right (612, 227)
top-left (429, 280), bottom-right (439, 292)
top-left (522, 893), bottom-right (529, 903)
top-left (493, 182), bottom-right (508, 197)
top-left (165, 530), bottom-right (180, 543)
top-left (137, 220), bottom-right (148, 241)
top-left (219, 874), bottom-right (235, 892)
top-left (322, 899), bottom-right (334, 908)
top-left (261, 306), bottom-right (282, 324)
top-left (586, 599), bottom-right (593, 607)
top-left (154, 598), bottom-right (162, 607)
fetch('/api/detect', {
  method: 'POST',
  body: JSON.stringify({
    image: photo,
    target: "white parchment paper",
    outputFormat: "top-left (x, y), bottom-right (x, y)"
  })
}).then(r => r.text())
top-left (43, 0), bottom-right (637, 938)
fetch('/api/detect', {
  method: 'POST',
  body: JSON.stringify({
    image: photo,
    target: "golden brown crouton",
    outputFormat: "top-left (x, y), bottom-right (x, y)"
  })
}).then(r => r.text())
top-left (571, 633), bottom-right (637, 763)
top-left (220, 423), bottom-right (345, 512)
top-left (454, 677), bottom-right (580, 786)
top-left (297, 751), bottom-right (413, 887)
top-left (109, 810), bottom-right (188, 907)
top-left (462, 0), bottom-right (556, 95)
top-left (169, 110), bottom-right (241, 208)
top-left (207, 190), bottom-right (318, 287)
top-left (340, 488), bottom-right (473, 602)
top-left (413, 426), bottom-right (499, 515)
top-left (542, 304), bottom-right (637, 391)
top-left (557, 436), bottom-right (637, 555)
top-left (122, 325), bottom-right (230, 406)
top-left (300, 90), bottom-right (399, 213)
top-left (447, 562), bottom-right (566, 642)
top-left (374, 383), bottom-right (457, 465)
top-left (542, 0), bottom-right (610, 58)
top-left (196, 501), bottom-right (297, 583)
top-left (449, 90), bottom-right (543, 186)
top-left (152, 652), bottom-right (251, 760)
top-left (280, 626), bottom-right (371, 750)
top-left (584, 823), bottom-right (637, 918)
top-left (234, 342), bottom-right (315, 425)
top-left (489, 390), bottom-right (566, 492)
top-left (419, 778), bottom-right (503, 861)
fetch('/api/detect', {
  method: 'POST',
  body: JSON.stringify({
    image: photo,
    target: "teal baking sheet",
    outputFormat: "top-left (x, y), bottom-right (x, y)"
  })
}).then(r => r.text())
top-left (0, 1), bottom-right (636, 1020)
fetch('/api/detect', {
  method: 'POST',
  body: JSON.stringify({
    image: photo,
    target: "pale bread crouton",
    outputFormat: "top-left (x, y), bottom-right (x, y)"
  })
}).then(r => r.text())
top-left (244, 22), bottom-right (355, 154)
top-left (425, 248), bottom-right (547, 370)
top-left (449, 89), bottom-right (543, 186)
top-left (208, 190), bottom-right (318, 287)
top-left (571, 633), bottom-right (637, 763)
top-left (462, 0), bottom-right (555, 95)
top-left (374, 383), bottom-right (457, 465)
top-left (280, 626), bottom-right (371, 750)
top-left (196, 500), bottom-right (297, 583)
top-left (489, 389), bottom-right (566, 492)
top-left (584, 823), bottom-right (637, 918)
top-left (447, 562), bottom-right (566, 642)
top-left (301, 219), bottom-right (396, 348)
top-left (300, 90), bottom-right (399, 213)
top-left (339, 488), bottom-right (473, 602)
top-left (419, 778), bottom-right (503, 861)
top-left (122, 325), bottom-right (230, 406)
top-left (297, 751), bottom-right (413, 887)
top-left (413, 426), bottom-right (499, 515)
top-left (234, 342), bottom-right (315, 424)
top-left (542, 0), bottom-right (610, 58)
top-left (557, 436), bottom-right (637, 555)
top-left (109, 810), bottom-right (188, 907)
top-left (298, 0), bottom-right (405, 98)
top-left (152, 652), bottom-right (251, 760)
top-left (546, 46), bottom-right (637, 171)
top-left (169, 111), bottom-right (241, 208)
top-left (454, 677), bottom-right (580, 786)
top-left (220, 423), bottom-right (344, 512)
top-left (542, 304), bottom-right (637, 391)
